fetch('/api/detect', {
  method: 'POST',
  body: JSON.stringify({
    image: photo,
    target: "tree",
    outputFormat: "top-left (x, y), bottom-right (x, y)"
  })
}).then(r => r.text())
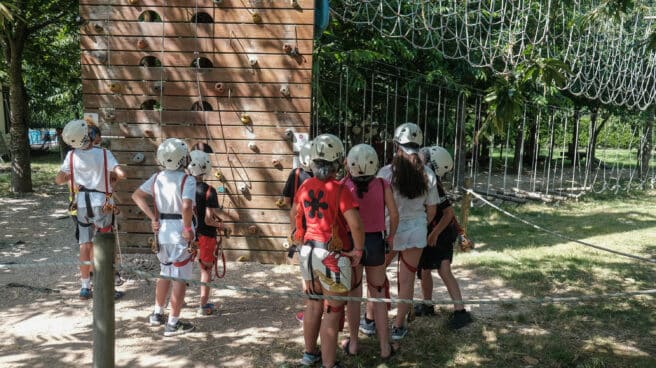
top-left (0, 0), bottom-right (77, 193)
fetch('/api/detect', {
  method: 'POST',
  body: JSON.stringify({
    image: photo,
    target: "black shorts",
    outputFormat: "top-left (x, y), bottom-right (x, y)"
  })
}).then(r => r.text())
top-left (418, 226), bottom-right (457, 270)
top-left (361, 232), bottom-right (386, 267)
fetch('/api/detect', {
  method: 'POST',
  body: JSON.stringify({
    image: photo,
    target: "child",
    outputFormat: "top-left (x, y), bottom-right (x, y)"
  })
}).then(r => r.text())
top-left (131, 138), bottom-right (197, 337)
top-left (342, 144), bottom-right (399, 359)
top-left (54, 119), bottom-right (126, 300)
top-left (294, 134), bottom-right (365, 368)
top-left (415, 145), bottom-right (473, 330)
top-left (281, 140), bottom-right (313, 323)
top-left (187, 145), bottom-right (223, 316)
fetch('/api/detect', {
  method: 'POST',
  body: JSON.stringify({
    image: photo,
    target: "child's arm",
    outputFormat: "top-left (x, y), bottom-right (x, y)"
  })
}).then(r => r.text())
top-left (181, 198), bottom-right (194, 242)
top-left (55, 171), bottom-right (70, 185)
top-left (132, 189), bottom-right (159, 232)
top-left (110, 166), bottom-right (127, 183)
top-left (204, 207), bottom-right (223, 229)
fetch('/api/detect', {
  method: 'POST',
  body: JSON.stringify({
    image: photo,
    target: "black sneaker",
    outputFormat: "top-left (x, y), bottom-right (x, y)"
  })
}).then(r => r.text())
top-left (447, 310), bottom-right (473, 330)
top-left (414, 303), bottom-right (435, 317)
top-left (164, 320), bottom-right (195, 336)
top-left (149, 312), bottom-right (165, 326)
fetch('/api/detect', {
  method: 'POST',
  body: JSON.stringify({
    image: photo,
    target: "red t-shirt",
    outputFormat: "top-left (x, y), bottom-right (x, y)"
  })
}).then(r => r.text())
top-left (294, 177), bottom-right (359, 251)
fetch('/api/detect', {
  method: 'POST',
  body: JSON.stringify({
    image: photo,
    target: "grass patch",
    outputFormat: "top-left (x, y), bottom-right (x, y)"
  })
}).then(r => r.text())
top-left (0, 151), bottom-right (61, 195)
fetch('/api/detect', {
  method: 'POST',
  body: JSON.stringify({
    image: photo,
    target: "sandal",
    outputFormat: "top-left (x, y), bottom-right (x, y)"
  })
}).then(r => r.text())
top-left (381, 343), bottom-right (398, 360)
top-left (341, 338), bottom-right (357, 356)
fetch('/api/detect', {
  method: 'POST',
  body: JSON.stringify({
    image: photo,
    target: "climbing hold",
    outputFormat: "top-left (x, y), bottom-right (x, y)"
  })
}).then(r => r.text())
top-left (247, 225), bottom-right (258, 234)
top-left (291, 0), bottom-right (301, 9)
top-left (75, 16), bottom-right (87, 26)
top-left (275, 198), bottom-right (286, 208)
top-left (151, 82), bottom-right (163, 94)
top-left (238, 183), bottom-right (249, 193)
top-left (214, 170), bottom-right (224, 180)
top-left (272, 158), bottom-right (282, 168)
top-left (213, 0), bottom-right (223, 4)
top-left (248, 141), bottom-right (258, 151)
top-left (137, 39), bottom-right (147, 49)
top-left (240, 113), bottom-right (252, 125)
top-left (283, 43), bottom-right (293, 53)
top-left (214, 82), bottom-right (225, 93)
top-left (108, 83), bottom-right (122, 94)
top-left (280, 85), bottom-right (290, 97)
top-left (284, 128), bottom-right (294, 141)
top-left (248, 56), bottom-right (258, 67)
top-left (93, 23), bottom-right (104, 33)
top-left (252, 12), bottom-right (262, 23)
top-left (217, 185), bottom-right (226, 193)
top-left (128, 0), bottom-right (138, 5)
top-left (131, 152), bottom-right (145, 163)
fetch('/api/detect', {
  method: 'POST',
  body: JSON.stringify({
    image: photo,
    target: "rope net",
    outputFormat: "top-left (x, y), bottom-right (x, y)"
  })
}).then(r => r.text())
top-left (334, 0), bottom-right (656, 110)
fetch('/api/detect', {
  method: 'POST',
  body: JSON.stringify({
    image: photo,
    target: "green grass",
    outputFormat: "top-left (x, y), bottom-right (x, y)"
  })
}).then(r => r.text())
top-left (328, 190), bottom-right (655, 368)
top-left (0, 151), bottom-right (61, 195)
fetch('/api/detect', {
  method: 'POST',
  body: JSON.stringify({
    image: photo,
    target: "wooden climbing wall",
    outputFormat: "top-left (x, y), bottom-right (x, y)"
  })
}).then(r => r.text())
top-left (80, 0), bottom-right (315, 263)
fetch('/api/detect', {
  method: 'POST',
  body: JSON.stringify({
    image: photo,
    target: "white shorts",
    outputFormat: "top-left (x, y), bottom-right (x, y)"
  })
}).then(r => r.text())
top-left (76, 206), bottom-right (114, 244)
top-left (393, 217), bottom-right (428, 251)
top-left (299, 243), bottom-right (351, 294)
top-left (158, 243), bottom-right (194, 282)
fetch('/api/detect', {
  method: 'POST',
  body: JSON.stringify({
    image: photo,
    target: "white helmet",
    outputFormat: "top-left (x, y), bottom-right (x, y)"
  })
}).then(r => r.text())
top-left (298, 140), bottom-right (313, 172)
top-left (310, 134), bottom-right (344, 163)
top-left (157, 138), bottom-right (189, 170)
top-left (394, 122), bottom-right (423, 154)
top-left (426, 145), bottom-right (453, 177)
top-left (62, 119), bottom-right (90, 149)
top-left (346, 144), bottom-right (379, 177)
top-left (187, 150), bottom-right (211, 176)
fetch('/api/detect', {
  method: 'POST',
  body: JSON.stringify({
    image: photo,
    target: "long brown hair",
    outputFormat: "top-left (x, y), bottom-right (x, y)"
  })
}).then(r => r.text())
top-left (391, 152), bottom-right (427, 199)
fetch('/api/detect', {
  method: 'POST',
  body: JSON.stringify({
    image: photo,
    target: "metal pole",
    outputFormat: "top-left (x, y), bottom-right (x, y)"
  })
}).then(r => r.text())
top-left (93, 232), bottom-right (115, 368)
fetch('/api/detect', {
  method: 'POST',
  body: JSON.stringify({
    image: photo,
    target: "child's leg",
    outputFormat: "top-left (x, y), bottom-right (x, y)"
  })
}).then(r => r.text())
top-left (420, 268), bottom-right (434, 300)
top-left (437, 260), bottom-right (465, 310)
top-left (155, 278), bottom-right (171, 310)
top-left (344, 265), bottom-right (363, 354)
top-left (366, 264), bottom-right (391, 357)
top-left (79, 242), bottom-right (92, 282)
top-left (394, 248), bottom-right (422, 328)
top-left (320, 294), bottom-right (346, 368)
top-left (199, 262), bottom-right (212, 306)
top-left (303, 281), bottom-right (323, 354)
top-left (169, 280), bottom-right (187, 318)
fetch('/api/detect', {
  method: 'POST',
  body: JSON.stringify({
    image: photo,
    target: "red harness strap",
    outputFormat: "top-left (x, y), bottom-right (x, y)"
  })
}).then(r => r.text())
top-left (368, 277), bottom-right (391, 311)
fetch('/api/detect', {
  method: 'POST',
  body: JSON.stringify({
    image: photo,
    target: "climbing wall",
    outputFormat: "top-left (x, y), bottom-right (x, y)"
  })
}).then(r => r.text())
top-left (80, 0), bottom-right (315, 263)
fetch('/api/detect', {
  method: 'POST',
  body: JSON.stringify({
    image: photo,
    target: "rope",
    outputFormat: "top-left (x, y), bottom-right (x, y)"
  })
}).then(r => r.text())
top-left (464, 188), bottom-right (656, 264)
top-left (3, 261), bottom-right (654, 306)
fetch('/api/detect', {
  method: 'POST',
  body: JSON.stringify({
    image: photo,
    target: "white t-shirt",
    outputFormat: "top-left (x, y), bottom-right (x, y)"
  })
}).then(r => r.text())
top-left (377, 164), bottom-right (439, 221)
top-left (139, 170), bottom-right (196, 245)
top-left (60, 147), bottom-right (119, 208)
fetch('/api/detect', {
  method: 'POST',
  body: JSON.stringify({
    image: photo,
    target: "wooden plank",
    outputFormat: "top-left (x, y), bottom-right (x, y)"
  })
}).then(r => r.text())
top-left (113, 191), bottom-right (288, 210)
top-left (83, 94), bottom-right (311, 112)
top-left (122, 165), bottom-right (289, 182)
top-left (81, 51), bottom-right (311, 70)
top-left (107, 137), bottom-right (295, 154)
top-left (80, 0), bottom-right (314, 11)
top-left (117, 205), bottom-right (289, 223)
top-left (81, 36), bottom-right (314, 54)
top-left (113, 151), bottom-right (296, 169)
top-left (115, 179), bottom-right (286, 196)
top-left (80, 5), bottom-right (314, 24)
top-left (81, 22), bottom-right (314, 39)
top-left (105, 123), bottom-right (306, 140)
top-left (116, 233), bottom-right (288, 252)
top-left (86, 109), bottom-right (308, 127)
top-left (118, 219), bottom-right (291, 237)
top-left (81, 65), bottom-right (313, 84)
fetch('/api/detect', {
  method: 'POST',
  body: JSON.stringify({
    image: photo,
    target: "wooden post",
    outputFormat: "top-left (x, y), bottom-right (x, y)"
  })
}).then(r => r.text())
top-left (461, 177), bottom-right (472, 234)
top-left (93, 232), bottom-right (115, 368)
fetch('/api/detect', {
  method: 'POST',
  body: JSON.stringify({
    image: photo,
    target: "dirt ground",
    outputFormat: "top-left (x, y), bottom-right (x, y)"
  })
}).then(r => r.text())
top-left (0, 186), bottom-right (520, 368)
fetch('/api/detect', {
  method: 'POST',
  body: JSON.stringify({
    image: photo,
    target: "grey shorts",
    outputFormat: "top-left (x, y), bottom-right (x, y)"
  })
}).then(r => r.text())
top-left (75, 206), bottom-right (113, 244)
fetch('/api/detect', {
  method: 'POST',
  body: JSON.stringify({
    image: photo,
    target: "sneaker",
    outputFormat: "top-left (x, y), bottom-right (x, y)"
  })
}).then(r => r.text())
top-left (163, 320), bottom-right (195, 337)
top-left (149, 312), bottom-right (165, 326)
top-left (79, 287), bottom-right (92, 300)
top-left (414, 303), bottom-right (435, 317)
top-left (114, 290), bottom-right (125, 300)
top-left (197, 303), bottom-right (216, 316)
top-left (296, 311), bottom-right (304, 323)
top-left (391, 325), bottom-right (408, 341)
top-left (358, 318), bottom-right (376, 336)
top-left (114, 272), bottom-right (124, 286)
top-left (447, 310), bottom-right (473, 330)
top-left (300, 351), bottom-right (321, 366)
top-left (323, 363), bottom-right (345, 368)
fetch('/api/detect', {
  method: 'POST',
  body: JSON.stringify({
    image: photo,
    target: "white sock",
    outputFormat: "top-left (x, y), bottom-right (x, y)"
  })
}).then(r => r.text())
top-left (154, 305), bottom-right (164, 314)
top-left (81, 278), bottom-right (91, 289)
top-left (167, 316), bottom-right (179, 326)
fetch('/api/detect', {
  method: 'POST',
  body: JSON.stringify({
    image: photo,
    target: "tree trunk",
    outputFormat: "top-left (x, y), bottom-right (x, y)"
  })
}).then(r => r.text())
top-left (591, 113), bottom-right (611, 161)
top-left (7, 22), bottom-right (33, 193)
top-left (567, 109), bottom-right (581, 164)
top-left (638, 107), bottom-right (654, 180)
top-left (454, 94), bottom-right (467, 189)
